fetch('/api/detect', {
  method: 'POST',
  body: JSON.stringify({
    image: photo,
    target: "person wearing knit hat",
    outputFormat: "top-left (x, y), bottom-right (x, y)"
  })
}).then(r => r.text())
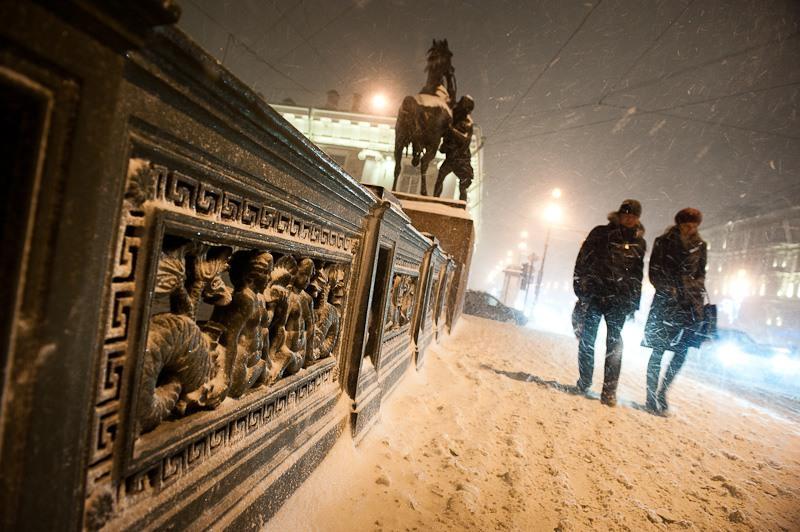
top-left (572, 200), bottom-right (646, 407)
top-left (642, 207), bottom-right (707, 415)
top-left (674, 207), bottom-right (702, 225)
top-left (618, 199), bottom-right (642, 218)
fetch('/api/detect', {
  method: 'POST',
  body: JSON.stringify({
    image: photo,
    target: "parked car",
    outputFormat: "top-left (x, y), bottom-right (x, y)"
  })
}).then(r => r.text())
top-left (463, 290), bottom-right (528, 326)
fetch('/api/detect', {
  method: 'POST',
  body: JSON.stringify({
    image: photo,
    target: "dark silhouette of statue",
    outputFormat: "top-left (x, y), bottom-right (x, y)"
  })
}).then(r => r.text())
top-left (433, 95), bottom-right (475, 201)
top-left (393, 39), bottom-right (457, 196)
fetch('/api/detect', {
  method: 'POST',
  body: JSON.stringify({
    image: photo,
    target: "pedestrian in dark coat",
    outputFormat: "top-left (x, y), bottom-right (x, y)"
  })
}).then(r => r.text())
top-left (573, 200), bottom-right (646, 406)
top-left (643, 207), bottom-right (707, 414)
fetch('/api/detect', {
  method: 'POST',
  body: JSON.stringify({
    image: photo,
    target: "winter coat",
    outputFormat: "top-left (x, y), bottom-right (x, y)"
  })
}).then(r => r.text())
top-left (642, 226), bottom-right (707, 351)
top-left (573, 213), bottom-right (646, 314)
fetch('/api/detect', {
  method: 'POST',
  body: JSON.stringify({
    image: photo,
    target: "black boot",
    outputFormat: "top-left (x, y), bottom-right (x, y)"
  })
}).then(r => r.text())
top-left (600, 390), bottom-right (617, 407)
top-left (657, 349), bottom-right (688, 415)
top-left (656, 388), bottom-right (668, 414)
top-left (646, 350), bottom-right (664, 412)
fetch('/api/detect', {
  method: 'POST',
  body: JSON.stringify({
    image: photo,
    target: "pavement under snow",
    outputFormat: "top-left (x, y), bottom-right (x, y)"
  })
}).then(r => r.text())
top-left (267, 316), bottom-right (800, 531)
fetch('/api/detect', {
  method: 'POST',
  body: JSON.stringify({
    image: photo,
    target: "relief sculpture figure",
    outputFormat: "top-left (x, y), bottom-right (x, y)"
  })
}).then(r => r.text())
top-left (399, 277), bottom-right (416, 326)
top-left (265, 256), bottom-right (314, 383)
top-left (136, 243), bottom-right (233, 435)
top-left (305, 264), bottom-right (340, 366)
top-left (207, 250), bottom-right (273, 399)
top-left (386, 275), bottom-right (415, 330)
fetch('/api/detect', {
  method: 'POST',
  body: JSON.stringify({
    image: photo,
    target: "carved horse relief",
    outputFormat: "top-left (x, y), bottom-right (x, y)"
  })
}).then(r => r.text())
top-left (393, 39), bottom-right (457, 195)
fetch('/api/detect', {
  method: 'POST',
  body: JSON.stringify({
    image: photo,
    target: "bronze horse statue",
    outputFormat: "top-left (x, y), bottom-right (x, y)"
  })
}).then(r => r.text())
top-left (393, 39), bottom-right (457, 195)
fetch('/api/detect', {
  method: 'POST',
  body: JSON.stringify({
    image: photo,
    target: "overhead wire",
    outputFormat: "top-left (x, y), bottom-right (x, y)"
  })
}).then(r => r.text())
top-left (638, 80), bottom-right (800, 114)
top-left (598, 0), bottom-right (697, 104)
top-left (487, 0), bottom-right (605, 139)
top-left (492, 98), bottom-right (800, 149)
top-left (602, 30), bottom-right (800, 102)
top-left (488, 1), bottom-right (798, 146)
top-left (276, 1), bottom-right (359, 62)
top-left (491, 79), bottom-right (800, 143)
top-left (184, 0), bottom-right (314, 93)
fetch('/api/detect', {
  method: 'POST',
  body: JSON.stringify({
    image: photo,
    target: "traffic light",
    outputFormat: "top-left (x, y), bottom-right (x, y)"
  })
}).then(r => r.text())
top-left (520, 262), bottom-right (531, 289)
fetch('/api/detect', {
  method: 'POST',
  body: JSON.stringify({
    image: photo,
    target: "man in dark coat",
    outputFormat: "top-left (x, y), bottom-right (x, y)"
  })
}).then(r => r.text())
top-left (643, 207), bottom-right (707, 414)
top-left (573, 200), bottom-right (646, 406)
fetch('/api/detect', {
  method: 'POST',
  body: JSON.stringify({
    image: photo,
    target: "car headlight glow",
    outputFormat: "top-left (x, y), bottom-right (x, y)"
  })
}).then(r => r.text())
top-left (716, 342), bottom-right (748, 367)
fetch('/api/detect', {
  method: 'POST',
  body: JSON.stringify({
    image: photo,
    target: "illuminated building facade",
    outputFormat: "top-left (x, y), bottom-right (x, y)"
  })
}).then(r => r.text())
top-left (272, 103), bottom-right (484, 239)
top-left (704, 206), bottom-right (800, 349)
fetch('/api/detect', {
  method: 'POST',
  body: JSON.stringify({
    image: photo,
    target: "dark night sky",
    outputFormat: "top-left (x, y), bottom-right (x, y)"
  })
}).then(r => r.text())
top-left (178, 0), bottom-right (800, 288)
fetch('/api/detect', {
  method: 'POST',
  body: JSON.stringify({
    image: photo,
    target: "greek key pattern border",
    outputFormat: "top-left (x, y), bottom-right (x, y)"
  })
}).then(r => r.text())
top-left (87, 201), bottom-right (146, 489)
top-left (140, 159), bottom-right (357, 253)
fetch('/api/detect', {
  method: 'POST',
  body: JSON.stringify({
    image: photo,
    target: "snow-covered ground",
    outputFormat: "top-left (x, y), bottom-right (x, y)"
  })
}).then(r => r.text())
top-left (267, 316), bottom-right (800, 531)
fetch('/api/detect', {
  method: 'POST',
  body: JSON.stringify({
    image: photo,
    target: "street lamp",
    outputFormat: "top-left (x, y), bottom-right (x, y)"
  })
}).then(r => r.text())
top-left (370, 92), bottom-right (388, 113)
top-left (533, 194), bottom-right (564, 306)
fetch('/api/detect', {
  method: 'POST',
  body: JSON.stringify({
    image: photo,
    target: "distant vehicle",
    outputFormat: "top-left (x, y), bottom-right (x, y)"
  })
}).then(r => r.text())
top-left (700, 328), bottom-right (791, 360)
top-left (463, 290), bottom-right (528, 326)
top-left (692, 328), bottom-right (800, 385)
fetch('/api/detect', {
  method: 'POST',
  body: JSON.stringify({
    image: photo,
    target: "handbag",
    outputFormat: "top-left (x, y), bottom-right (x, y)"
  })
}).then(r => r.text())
top-left (697, 291), bottom-right (717, 343)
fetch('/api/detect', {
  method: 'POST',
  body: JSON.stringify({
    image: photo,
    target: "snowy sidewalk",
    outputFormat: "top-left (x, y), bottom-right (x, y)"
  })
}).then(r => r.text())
top-left (267, 316), bottom-right (800, 531)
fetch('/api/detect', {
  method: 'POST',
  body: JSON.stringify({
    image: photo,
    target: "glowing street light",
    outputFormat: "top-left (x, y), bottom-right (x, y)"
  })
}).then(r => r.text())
top-left (520, 230), bottom-right (529, 239)
top-left (370, 93), bottom-right (388, 113)
top-left (533, 194), bottom-right (565, 306)
top-left (730, 269), bottom-right (751, 303)
top-left (542, 203), bottom-right (563, 224)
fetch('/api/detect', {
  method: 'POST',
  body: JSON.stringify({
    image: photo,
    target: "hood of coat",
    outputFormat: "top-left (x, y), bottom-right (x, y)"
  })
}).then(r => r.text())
top-left (607, 212), bottom-right (645, 239)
